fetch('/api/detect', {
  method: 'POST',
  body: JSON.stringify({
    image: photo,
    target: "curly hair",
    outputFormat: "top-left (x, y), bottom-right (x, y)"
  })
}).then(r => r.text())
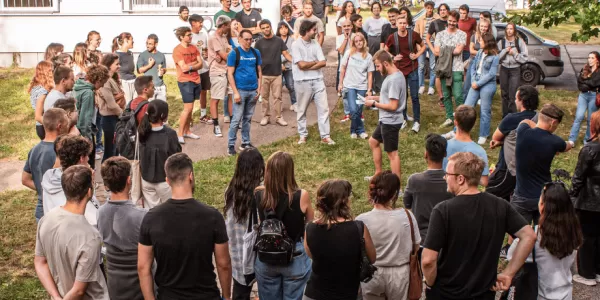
top-left (368, 171), bottom-right (400, 206)
top-left (315, 179), bottom-right (353, 228)
top-left (86, 64), bottom-right (110, 85)
top-left (28, 60), bottom-right (54, 93)
top-left (57, 135), bottom-right (93, 169)
top-left (101, 156), bottom-right (131, 193)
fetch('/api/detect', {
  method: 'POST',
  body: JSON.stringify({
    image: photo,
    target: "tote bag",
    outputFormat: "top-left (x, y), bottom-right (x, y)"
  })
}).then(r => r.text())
top-left (130, 132), bottom-right (144, 207)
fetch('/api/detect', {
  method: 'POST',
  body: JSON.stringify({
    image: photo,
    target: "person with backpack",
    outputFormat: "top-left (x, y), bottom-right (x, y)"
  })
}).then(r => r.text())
top-left (224, 147), bottom-right (265, 299)
top-left (498, 22), bottom-right (528, 117)
top-left (97, 53), bottom-right (125, 162)
top-left (385, 15), bottom-right (425, 133)
top-left (114, 76), bottom-right (153, 161)
top-left (303, 179), bottom-right (376, 300)
top-left (254, 151), bottom-right (313, 300)
top-left (357, 171), bottom-right (420, 300)
top-left (226, 29), bottom-right (262, 156)
top-left (138, 98), bottom-right (181, 208)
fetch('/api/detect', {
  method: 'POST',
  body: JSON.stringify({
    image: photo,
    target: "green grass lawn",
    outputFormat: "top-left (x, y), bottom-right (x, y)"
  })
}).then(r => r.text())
top-left (0, 66), bottom-right (582, 298)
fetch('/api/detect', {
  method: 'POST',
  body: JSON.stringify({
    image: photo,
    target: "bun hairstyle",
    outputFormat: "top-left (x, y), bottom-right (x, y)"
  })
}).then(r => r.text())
top-left (368, 171), bottom-right (400, 207)
top-left (112, 32), bottom-right (132, 53)
top-left (315, 179), bottom-right (353, 228)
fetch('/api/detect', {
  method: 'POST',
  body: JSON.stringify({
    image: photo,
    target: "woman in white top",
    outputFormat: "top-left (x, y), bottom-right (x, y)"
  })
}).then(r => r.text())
top-left (336, 1), bottom-right (356, 35)
top-left (509, 182), bottom-right (582, 299)
top-left (356, 171), bottom-right (420, 300)
top-left (72, 42), bottom-right (89, 79)
top-left (338, 32), bottom-right (374, 139)
top-left (362, 2), bottom-right (389, 55)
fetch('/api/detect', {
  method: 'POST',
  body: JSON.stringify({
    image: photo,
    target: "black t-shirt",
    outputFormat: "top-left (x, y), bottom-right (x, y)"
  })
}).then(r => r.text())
top-left (427, 19), bottom-right (448, 36)
top-left (139, 198), bottom-right (228, 299)
top-left (380, 23), bottom-right (396, 45)
top-left (256, 190), bottom-right (305, 242)
top-left (495, 110), bottom-right (537, 171)
top-left (235, 9), bottom-right (262, 37)
top-left (424, 193), bottom-right (528, 299)
top-left (514, 123), bottom-right (567, 201)
top-left (254, 36), bottom-right (288, 76)
top-left (304, 221), bottom-right (361, 300)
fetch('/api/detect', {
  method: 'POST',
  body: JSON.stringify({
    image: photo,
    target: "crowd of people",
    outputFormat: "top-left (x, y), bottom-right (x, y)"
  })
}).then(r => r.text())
top-left (20, 0), bottom-right (600, 299)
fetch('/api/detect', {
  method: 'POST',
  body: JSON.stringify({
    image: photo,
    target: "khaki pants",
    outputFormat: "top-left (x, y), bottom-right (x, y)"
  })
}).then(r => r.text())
top-left (360, 264), bottom-right (410, 300)
top-left (261, 75), bottom-right (283, 119)
top-left (141, 179), bottom-right (171, 209)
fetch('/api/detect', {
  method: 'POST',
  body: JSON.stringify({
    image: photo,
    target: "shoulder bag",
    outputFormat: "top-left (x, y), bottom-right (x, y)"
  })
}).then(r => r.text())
top-left (355, 220), bottom-right (377, 283)
top-left (404, 208), bottom-right (423, 300)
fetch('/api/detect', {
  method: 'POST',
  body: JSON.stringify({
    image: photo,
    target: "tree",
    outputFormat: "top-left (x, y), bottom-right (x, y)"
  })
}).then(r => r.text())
top-left (506, 0), bottom-right (600, 43)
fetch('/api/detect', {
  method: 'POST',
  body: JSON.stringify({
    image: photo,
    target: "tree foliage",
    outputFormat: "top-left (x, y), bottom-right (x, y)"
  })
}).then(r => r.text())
top-left (506, 0), bottom-right (600, 43)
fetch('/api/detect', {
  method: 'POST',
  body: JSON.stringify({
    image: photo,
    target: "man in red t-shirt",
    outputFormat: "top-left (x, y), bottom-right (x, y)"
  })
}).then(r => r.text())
top-left (172, 26), bottom-right (203, 144)
top-left (458, 4), bottom-right (477, 62)
top-left (385, 15), bottom-right (426, 133)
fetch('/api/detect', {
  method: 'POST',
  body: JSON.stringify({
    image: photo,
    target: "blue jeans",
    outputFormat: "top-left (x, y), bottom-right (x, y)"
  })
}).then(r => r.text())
top-left (95, 113), bottom-right (103, 151)
top-left (346, 89), bottom-right (366, 134)
top-left (464, 79), bottom-right (497, 138)
top-left (255, 242), bottom-right (311, 300)
top-left (569, 92), bottom-right (598, 144)
top-left (283, 69), bottom-right (297, 105)
top-left (418, 47), bottom-right (436, 87)
top-left (402, 71), bottom-right (420, 122)
top-left (224, 94), bottom-right (230, 118)
top-left (227, 90), bottom-right (257, 147)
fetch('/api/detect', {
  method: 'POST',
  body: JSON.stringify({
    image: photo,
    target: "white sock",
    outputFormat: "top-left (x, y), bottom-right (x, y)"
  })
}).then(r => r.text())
top-left (200, 109), bottom-right (207, 117)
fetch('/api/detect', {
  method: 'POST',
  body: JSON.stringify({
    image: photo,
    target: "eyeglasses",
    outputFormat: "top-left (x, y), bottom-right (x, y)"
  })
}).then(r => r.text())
top-left (242, 38), bottom-right (253, 41)
top-left (444, 172), bottom-right (463, 179)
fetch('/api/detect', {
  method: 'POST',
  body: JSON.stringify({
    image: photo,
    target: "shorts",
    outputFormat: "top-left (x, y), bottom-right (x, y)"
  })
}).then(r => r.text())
top-left (486, 168), bottom-right (516, 201)
top-left (177, 81), bottom-right (201, 104)
top-left (200, 71), bottom-right (211, 91)
top-left (372, 122), bottom-right (401, 153)
top-left (210, 75), bottom-right (232, 100)
top-left (510, 193), bottom-right (540, 226)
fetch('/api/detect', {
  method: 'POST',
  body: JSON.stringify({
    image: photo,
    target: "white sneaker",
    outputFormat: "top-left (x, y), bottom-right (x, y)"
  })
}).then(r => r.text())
top-left (290, 104), bottom-right (297, 112)
top-left (224, 116), bottom-right (231, 123)
top-left (443, 130), bottom-right (456, 140)
top-left (184, 133), bottom-right (200, 139)
top-left (337, 92), bottom-right (342, 97)
top-left (477, 137), bottom-right (487, 145)
top-left (401, 120), bottom-right (408, 130)
top-left (440, 118), bottom-right (453, 127)
top-left (95, 153), bottom-right (101, 160)
top-left (418, 86), bottom-right (425, 95)
top-left (406, 115), bottom-right (414, 122)
top-left (477, 99), bottom-right (481, 106)
top-left (428, 87), bottom-right (435, 95)
top-left (359, 133), bottom-right (369, 139)
top-left (350, 133), bottom-right (358, 139)
top-left (411, 122), bottom-right (420, 133)
top-left (596, 274), bottom-right (600, 283)
top-left (573, 274), bottom-right (597, 286)
top-left (178, 136), bottom-right (185, 144)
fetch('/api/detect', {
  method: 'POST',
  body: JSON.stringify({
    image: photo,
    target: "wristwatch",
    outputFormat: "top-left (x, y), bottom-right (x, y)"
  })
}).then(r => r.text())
top-left (371, 101), bottom-right (377, 108)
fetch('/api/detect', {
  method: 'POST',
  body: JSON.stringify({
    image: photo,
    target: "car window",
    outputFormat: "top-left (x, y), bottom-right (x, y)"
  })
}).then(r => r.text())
top-left (495, 26), bottom-right (529, 44)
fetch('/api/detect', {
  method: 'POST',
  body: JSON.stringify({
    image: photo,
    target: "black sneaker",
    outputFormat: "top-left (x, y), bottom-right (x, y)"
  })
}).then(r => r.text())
top-left (239, 143), bottom-right (255, 151)
top-left (499, 244), bottom-right (511, 259)
top-left (227, 146), bottom-right (237, 156)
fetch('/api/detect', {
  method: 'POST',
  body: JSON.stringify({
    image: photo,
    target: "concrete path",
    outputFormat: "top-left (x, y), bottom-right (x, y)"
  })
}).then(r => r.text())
top-left (541, 45), bottom-right (598, 91)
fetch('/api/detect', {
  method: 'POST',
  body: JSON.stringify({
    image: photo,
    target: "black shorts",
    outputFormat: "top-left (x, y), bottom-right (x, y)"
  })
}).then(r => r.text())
top-left (200, 71), bottom-right (211, 91)
top-left (372, 122), bottom-right (401, 153)
top-left (486, 168), bottom-right (516, 201)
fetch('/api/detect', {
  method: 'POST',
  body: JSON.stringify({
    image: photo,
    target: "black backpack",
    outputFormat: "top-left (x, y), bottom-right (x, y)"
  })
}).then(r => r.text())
top-left (115, 100), bottom-right (149, 160)
top-left (254, 191), bottom-right (295, 266)
top-left (234, 47), bottom-right (260, 79)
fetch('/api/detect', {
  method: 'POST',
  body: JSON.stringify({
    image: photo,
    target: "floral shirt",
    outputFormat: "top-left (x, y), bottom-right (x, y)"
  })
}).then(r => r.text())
top-left (435, 29), bottom-right (467, 72)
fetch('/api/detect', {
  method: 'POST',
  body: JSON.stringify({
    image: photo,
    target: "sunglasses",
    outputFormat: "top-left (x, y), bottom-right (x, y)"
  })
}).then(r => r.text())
top-left (543, 181), bottom-right (566, 191)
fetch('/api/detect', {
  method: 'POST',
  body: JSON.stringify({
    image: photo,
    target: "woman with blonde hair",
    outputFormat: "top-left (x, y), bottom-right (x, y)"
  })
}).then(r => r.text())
top-left (254, 151), bottom-right (313, 300)
top-left (338, 32), bottom-right (375, 139)
top-left (29, 60), bottom-right (55, 139)
top-left (44, 43), bottom-right (63, 61)
top-left (112, 32), bottom-right (137, 104)
top-left (72, 42), bottom-right (89, 79)
top-left (464, 18), bottom-right (492, 99)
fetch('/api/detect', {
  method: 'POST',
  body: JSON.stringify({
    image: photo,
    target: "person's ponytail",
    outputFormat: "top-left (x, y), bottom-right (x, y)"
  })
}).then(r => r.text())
top-left (111, 36), bottom-right (119, 53)
top-left (137, 113), bottom-right (151, 143)
top-left (137, 100), bottom-right (169, 143)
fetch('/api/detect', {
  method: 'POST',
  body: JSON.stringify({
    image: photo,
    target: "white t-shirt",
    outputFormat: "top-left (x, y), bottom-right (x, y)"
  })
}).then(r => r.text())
top-left (340, 52), bottom-right (375, 90)
top-left (356, 208), bottom-right (420, 267)
top-left (363, 17), bottom-right (389, 37)
top-left (192, 30), bottom-right (209, 74)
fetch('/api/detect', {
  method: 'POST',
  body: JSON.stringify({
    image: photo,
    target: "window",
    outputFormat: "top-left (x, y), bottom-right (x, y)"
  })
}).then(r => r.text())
top-left (130, 0), bottom-right (220, 11)
top-left (3, 0), bottom-right (52, 7)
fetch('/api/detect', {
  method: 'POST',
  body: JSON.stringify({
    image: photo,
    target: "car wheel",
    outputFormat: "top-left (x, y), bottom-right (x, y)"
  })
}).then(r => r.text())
top-left (521, 64), bottom-right (541, 87)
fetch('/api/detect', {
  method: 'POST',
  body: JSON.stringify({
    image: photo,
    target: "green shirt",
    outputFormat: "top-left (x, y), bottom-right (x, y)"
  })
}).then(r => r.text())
top-left (214, 10), bottom-right (236, 23)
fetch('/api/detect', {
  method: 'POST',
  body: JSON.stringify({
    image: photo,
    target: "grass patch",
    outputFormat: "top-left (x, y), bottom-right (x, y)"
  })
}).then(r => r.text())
top-left (0, 67), bottom-right (582, 298)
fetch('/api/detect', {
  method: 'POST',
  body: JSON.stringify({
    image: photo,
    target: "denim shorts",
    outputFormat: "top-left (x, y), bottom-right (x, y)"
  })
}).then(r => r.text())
top-left (177, 81), bottom-right (201, 103)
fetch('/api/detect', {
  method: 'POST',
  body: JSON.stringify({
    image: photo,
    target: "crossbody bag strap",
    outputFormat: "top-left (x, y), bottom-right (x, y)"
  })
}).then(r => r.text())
top-left (404, 208), bottom-right (417, 250)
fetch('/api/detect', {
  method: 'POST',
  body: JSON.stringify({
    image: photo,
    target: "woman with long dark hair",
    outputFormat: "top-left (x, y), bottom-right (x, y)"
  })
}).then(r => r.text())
top-left (350, 14), bottom-right (368, 41)
top-left (254, 151), bottom-right (313, 300)
top-left (510, 182), bottom-right (582, 295)
top-left (98, 53), bottom-right (125, 162)
top-left (304, 179), bottom-right (376, 300)
top-left (112, 32), bottom-right (137, 104)
top-left (498, 22), bottom-right (527, 117)
top-left (571, 110), bottom-right (600, 286)
top-left (29, 60), bottom-right (54, 139)
top-left (44, 43), bottom-right (64, 62)
top-left (336, 1), bottom-right (356, 35)
top-left (464, 33), bottom-right (500, 145)
top-left (138, 100), bottom-right (181, 208)
top-left (568, 51), bottom-right (600, 147)
top-left (224, 147), bottom-right (265, 300)
top-left (357, 171), bottom-right (419, 299)
top-left (277, 21), bottom-right (297, 111)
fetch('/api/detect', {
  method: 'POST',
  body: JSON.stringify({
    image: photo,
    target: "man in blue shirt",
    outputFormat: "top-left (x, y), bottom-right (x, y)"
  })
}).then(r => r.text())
top-left (226, 29), bottom-right (262, 156)
top-left (137, 34), bottom-right (167, 101)
top-left (442, 105), bottom-right (489, 187)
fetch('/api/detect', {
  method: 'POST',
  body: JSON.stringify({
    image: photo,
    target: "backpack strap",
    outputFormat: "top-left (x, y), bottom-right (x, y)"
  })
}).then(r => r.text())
top-left (514, 37), bottom-right (522, 54)
top-left (234, 47), bottom-right (241, 71)
top-left (247, 193), bottom-right (259, 233)
top-left (393, 32), bottom-right (400, 56)
top-left (355, 220), bottom-right (364, 241)
top-left (250, 47), bottom-right (260, 79)
top-left (132, 100), bottom-right (149, 115)
top-left (408, 28), bottom-right (414, 53)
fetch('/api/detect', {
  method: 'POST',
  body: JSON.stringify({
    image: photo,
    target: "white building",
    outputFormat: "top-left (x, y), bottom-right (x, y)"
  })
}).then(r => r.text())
top-left (0, 0), bottom-right (279, 68)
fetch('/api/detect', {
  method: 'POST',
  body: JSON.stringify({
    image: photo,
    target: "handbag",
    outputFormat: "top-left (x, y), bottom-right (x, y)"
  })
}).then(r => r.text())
top-left (512, 246), bottom-right (538, 300)
top-left (241, 199), bottom-right (259, 285)
top-left (404, 208), bottom-right (423, 300)
top-left (355, 220), bottom-right (377, 283)
top-left (130, 132), bottom-right (144, 207)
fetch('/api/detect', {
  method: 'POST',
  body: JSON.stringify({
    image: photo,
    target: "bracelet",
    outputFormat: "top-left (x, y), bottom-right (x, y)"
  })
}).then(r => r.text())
top-left (372, 101), bottom-right (376, 108)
